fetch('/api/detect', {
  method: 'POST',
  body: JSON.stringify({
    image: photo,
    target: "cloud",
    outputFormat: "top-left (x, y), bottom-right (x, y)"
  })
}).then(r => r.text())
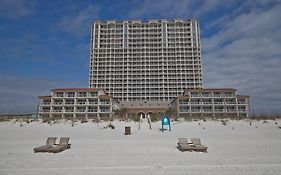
top-left (57, 5), bottom-right (99, 36)
top-left (0, 73), bottom-right (84, 114)
top-left (127, 0), bottom-right (197, 19)
top-left (0, 0), bottom-right (37, 19)
top-left (202, 2), bottom-right (281, 113)
top-left (127, 0), bottom-right (239, 19)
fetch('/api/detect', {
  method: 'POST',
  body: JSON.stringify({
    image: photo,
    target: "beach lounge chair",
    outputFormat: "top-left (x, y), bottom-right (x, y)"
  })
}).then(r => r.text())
top-left (49, 137), bottom-right (71, 153)
top-left (34, 137), bottom-right (57, 153)
top-left (191, 138), bottom-right (208, 152)
top-left (177, 138), bottom-right (195, 152)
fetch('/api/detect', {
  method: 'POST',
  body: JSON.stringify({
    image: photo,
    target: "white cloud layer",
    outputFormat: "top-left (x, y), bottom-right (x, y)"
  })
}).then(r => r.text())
top-left (201, 3), bottom-right (281, 113)
top-left (57, 5), bottom-right (99, 36)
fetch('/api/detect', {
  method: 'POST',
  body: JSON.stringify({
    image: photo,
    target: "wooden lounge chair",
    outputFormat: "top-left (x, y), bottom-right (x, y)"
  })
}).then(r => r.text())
top-left (177, 138), bottom-right (195, 152)
top-left (48, 137), bottom-right (71, 153)
top-left (191, 138), bottom-right (208, 153)
top-left (34, 137), bottom-right (57, 153)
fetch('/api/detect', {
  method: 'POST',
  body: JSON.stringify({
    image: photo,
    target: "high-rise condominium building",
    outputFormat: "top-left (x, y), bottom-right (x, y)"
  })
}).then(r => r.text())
top-left (89, 19), bottom-right (202, 103)
top-left (38, 19), bottom-right (250, 119)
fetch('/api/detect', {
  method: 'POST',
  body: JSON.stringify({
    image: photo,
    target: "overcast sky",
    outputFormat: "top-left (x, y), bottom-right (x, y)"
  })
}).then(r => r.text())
top-left (0, 0), bottom-right (280, 114)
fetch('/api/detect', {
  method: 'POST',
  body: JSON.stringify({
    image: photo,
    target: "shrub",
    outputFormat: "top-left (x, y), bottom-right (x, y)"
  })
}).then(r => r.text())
top-left (107, 122), bottom-right (115, 129)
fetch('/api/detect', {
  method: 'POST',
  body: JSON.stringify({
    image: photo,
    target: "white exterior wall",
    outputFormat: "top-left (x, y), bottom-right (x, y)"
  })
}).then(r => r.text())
top-left (175, 89), bottom-right (250, 117)
top-left (38, 89), bottom-right (118, 118)
top-left (89, 19), bottom-right (203, 102)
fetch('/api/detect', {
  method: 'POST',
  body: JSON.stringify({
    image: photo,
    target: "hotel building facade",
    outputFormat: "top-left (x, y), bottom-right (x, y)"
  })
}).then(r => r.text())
top-left (38, 88), bottom-right (119, 119)
top-left (38, 19), bottom-right (250, 118)
top-left (171, 88), bottom-right (250, 117)
top-left (89, 19), bottom-right (202, 104)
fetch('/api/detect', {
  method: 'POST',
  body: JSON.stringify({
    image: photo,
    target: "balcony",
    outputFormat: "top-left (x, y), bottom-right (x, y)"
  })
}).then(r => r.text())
top-left (76, 100), bottom-right (87, 105)
top-left (53, 102), bottom-right (63, 106)
top-left (53, 93), bottom-right (64, 98)
top-left (214, 109), bottom-right (224, 112)
top-left (202, 102), bottom-right (213, 105)
top-left (65, 102), bottom-right (75, 105)
top-left (225, 102), bottom-right (236, 105)
top-left (190, 102), bottom-right (201, 105)
top-left (214, 102), bottom-right (224, 105)
top-left (213, 94), bottom-right (223, 98)
top-left (41, 110), bottom-right (50, 113)
top-left (52, 110), bottom-right (62, 113)
top-left (202, 110), bottom-right (213, 113)
top-left (190, 95), bottom-right (200, 98)
top-left (64, 110), bottom-right (74, 113)
top-left (100, 110), bottom-right (110, 113)
top-left (179, 103), bottom-right (189, 106)
top-left (88, 102), bottom-right (98, 105)
top-left (76, 109), bottom-right (86, 113)
top-left (77, 95), bottom-right (87, 98)
top-left (226, 109), bottom-right (237, 112)
top-left (88, 109), bottom-right (98, 113)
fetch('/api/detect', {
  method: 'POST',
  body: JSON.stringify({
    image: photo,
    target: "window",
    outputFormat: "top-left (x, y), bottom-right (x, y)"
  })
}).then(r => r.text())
top-left (88, 99), bottom-right (98, 104)
top-left (90, 92), bottom-right (98, 97)
top-left (54, 92), bottom-right (63, 97)
top-left (100, 99), bottom-right (110, 105)
top-left (77, 91), bottom-right (87, 97)
top-left (67, 92), bottom-right (75, 97)
top-left (100, 107), bottom-right (109, 112)
top-left (88, 107), bottom-right (97, 112)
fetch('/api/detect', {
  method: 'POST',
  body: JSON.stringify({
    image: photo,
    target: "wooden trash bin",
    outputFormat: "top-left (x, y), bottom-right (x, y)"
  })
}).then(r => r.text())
top-left (125, 126), bottom-right (131, 135)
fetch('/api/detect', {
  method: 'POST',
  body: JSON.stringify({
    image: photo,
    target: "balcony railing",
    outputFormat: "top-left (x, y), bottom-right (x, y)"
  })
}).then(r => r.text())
top-left (179, 103), bottom-right (189, 105)
top-left (226, 109), bottom-right (237, 112)
top-left (65, 102), bottom-right (75, 105)
top-left (225, 102), bottom-right (236, 105)
top-left (190, 102), bottom-right (200, 105)
top-left (88, 109), bottom-right (98, 112)
top-left (53, 103), bottom-right (63, 105)
top-left (41, 110), bottom-right (50, 113)
top-left (76, 102), bottom-right (86, 105)
top-left (202, 102), bottom-right (212, 105)
top-left (52, 110), bottom-right (62, 113)
top-left (191, 109), bottom-right (201, 112)
top-left (214, 102), bottom-right (224, 104)
top-left (76, 110), bottom-right (86, 113)
top-left (202, 110), bottom-right (213, 112)
top-left (88, 102), bottom-right (99, 105)
top-left (100, 110), bottom-right (110, 113)
top-left (64, 110), bottom-right (74, 113)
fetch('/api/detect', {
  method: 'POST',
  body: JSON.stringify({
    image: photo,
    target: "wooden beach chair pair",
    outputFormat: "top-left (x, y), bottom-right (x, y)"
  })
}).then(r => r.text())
top-left (34, 137), bottom-right (71, 153)
top-left (177, 138), bottom-right (208, 153)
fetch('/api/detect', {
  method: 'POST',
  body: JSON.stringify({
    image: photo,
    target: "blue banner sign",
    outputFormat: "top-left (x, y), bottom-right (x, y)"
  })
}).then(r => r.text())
top-left (161, 115), bottom-right (171, 131)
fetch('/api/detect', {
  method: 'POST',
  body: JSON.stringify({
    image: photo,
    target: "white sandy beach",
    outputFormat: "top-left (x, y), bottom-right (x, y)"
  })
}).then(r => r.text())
top-left (0, 119), bottom-right (281, 175)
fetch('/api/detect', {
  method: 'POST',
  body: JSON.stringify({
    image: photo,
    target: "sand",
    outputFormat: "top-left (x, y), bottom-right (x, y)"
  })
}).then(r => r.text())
top-left (0, 119), bottom-right (281, 175)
